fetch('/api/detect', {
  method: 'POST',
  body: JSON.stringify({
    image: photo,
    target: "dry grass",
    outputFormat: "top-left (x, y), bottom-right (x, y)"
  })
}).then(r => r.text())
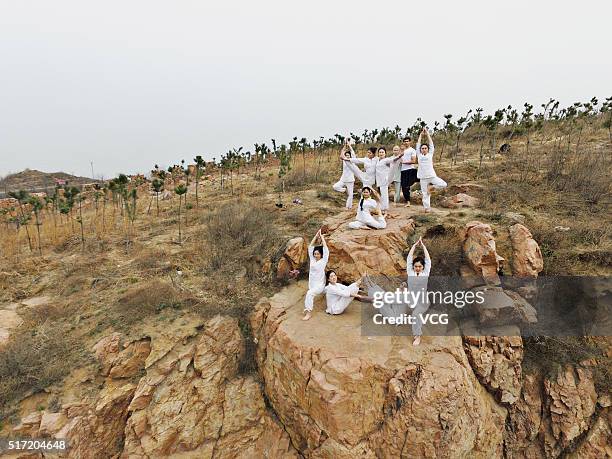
top-left (0, 321), bottom-right (81, 419)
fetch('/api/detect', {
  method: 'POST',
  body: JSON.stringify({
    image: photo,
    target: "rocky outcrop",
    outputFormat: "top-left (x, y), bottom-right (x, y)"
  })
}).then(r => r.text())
top-left (440, 193), bottom-right (480, 209)
top-left (92, 333), bottom-right (151, 378)
top-left (251, 281), bottom-right (507, 457)
top-left (509, 223), bottom-right (544, 278)
top-left (470, 286), bottom-right (538, 326)
top-left (463, 221), bottom-right (504, 285)
top-left (277, 236), bottom-right (308, 279)
top-left (463, 334), bottom-right (524, 404)
top-left (13, 382), bottom-right (136, 458)
top-left (543, 365), bottom-right (598, 456)
top-left (322, 208), bottom-right (415, 281)
top-left (121, 315), bottom-right (296, 458)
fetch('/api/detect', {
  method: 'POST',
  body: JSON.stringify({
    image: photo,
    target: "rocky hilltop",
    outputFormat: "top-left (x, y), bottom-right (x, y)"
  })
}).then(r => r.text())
top-left (2, 208), bottom-right (609, 458)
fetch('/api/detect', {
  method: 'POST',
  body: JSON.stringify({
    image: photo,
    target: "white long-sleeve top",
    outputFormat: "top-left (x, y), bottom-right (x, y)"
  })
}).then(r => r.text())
top-left (350, 157), bottom-right (377, 185)
top-left (401, 147), bottom-right (418, 171)
top-left (356, 197), bottom-right (378, 220)
top-left (339, 149), bottom-right (357, 182)
top-left (415, 141), bottom-right (436, 179)
top-left (375, 157), bottom-right (398, 186)
top-left (308, 245), bottom-right (329, 289)
top-left (324, 283), bottom-right (354, 314)
top-left (406, 250), bottom-right (431, 307)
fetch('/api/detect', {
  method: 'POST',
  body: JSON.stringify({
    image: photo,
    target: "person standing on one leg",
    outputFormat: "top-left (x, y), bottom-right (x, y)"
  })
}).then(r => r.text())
top-left (349, 147), bottom-right (378, 187)
top-left (303, 229), bottom-right (330, 321)
top-left (375, 147), bottom-right (403, 214)
top-left (390, 145), bottom-right (403, 206)
top-left (406, 237), bottom-right (431, 346)
top-left (348, 187), bottom-right (387, 230)
top-left (332, 142), bottom-right (358, 209)
top-left (324, 271), bottom-right (371, 315)
top-left (416, 128), bottom-right (447, 213)
top-left (400, 136), bottom-right (418, 207)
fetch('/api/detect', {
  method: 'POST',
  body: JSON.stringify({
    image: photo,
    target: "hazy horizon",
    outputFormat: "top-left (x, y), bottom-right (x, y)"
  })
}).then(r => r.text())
top-left (1, 0), bottom-right (610, 179)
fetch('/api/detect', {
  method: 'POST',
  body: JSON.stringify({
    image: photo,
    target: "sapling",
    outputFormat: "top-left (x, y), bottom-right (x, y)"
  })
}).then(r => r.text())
top-left (174, 183), bottom-right (187, 243)
top-left (27, 195), bottom-right (44, 255)
top-left (8, 190), bottom-right (33, 252)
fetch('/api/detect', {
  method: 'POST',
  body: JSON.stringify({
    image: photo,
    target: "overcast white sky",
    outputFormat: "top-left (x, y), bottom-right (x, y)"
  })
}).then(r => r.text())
top-left (0, 0), bottom-right (610, 178)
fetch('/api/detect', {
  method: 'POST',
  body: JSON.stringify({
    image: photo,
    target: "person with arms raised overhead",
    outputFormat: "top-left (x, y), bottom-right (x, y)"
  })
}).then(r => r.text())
top-left (303, 229), bottom-right (330, 321)
top-left (332, 140), bottom-right (363, 209)
top-left (406, 237), bottom-right (431, 346)
top-left (416, 127), bottom-right (447, 212)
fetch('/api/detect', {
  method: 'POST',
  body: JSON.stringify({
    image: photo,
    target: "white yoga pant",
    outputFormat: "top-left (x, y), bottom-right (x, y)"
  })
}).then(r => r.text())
top-left (348, 214), bottom-right (386, 230)
top-left (411, 302), bottom-right (430, 336)
top-left (327, 282), bottom-right (360, 315)
top-left (420, 177), bottom-right (448, 209)
top-left (393, 182), bottom-right (401, 203)
top-left (304, 284), bottom-right (325, 312)
top-left (333, 180), bottom-right (355, 209)
top-left (378, 184), bottom-right (390, 211)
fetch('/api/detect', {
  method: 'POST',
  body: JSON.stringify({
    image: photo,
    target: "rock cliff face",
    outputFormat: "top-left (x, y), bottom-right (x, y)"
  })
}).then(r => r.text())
top-left (4, 212), bottom-right (610, 458)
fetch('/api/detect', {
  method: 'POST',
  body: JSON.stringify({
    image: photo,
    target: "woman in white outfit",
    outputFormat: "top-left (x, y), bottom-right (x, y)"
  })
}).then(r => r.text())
top-left (333, 143), bottom-right (362, 209)
top-left (324, 271), bottom-right (370, 315)
top-left (416, 128), bottom-right (447, 212)
top-left (389, 145), bottom-right (403, 206)
top-left (348, 187), bottom-right (387, 230)
top-left (406, 237), bottom-right (431, 346)
top-left (303, 229), bottom-right (330, 321)
top-left (375, 147), bottom-right (403, 213)
top-left (349, 147), bottom-right (378, 187)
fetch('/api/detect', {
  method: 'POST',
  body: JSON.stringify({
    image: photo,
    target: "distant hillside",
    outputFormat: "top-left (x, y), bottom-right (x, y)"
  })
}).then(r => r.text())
top-left (0, 169), bottom-right (100, 197)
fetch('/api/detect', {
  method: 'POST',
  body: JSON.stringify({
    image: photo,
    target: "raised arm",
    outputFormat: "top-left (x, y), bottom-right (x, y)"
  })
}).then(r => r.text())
top-left (420, 238), bottom-right (432, 274)
top-left (424, 129), bottom-right (434, 153)
top-left (321, 232), bottom-right (330, 262)
top-left (416, 131), bottom-right (423, 150)
top-left (406, 241), bottom-right (418, 275)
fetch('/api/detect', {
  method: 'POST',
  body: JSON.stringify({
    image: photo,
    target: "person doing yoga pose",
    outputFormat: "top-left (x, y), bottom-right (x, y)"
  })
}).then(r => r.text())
top-left (348, 186), bottom-right (386, 230)
top-left (302, 229), bottom-right (330, 321)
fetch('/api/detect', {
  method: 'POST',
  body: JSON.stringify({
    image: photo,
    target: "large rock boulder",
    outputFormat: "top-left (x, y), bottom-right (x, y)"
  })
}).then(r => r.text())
top-left (463, 221), bottom-right (504, 285)
top-left (440, 193), bottom-right (480, 209)
top-left (251, 281), bottom-right (507, 457)
top-left (277, 236), bottom-right (308, 279)
top-left (470, 286), bottom-right (538, 326)
top-left (509, 223), bottom-right (544, 277)
top-left (322, 208), bottom-right (415, 281)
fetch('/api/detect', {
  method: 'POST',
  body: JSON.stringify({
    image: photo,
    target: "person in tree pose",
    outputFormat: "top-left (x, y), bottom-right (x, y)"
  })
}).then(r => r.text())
top-left (389, 145), bottom-right (403, 206)
top-left (349, 146), bottom-right (378, 187)
top-left (348, 186), bottom-right (386, 229)
top-left (400, 136), bottom-right (418, 206)
top-left (302, 229), bottom-right (330, 321)
top-left (374, 147), bottom-right (402, 214)
top-left (332, 141), bottom-right (362, 209)
top-left (416, 128), bottom-right (447, 212)
top-left (406, 237), bottom-right (431, 346)
top-left (324, 271), bottom-right (371, 315)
